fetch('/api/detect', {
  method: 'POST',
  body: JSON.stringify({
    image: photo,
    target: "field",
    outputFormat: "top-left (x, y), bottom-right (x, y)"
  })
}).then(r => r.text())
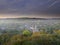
top-left (0, 18), bottom-right (60, 45)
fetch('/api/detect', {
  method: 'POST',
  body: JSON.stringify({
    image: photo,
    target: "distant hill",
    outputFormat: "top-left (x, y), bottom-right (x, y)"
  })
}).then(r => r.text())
top-left (0, 17), bottom-right (60, 20)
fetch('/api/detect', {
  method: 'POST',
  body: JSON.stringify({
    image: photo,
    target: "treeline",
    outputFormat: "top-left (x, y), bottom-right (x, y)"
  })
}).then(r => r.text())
top-left (0, 29), bottom-right (60, 45)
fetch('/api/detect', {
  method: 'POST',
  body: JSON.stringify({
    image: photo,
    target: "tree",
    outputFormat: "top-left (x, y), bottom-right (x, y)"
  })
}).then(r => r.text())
top-left (22, 30), bottom-right (32, 37)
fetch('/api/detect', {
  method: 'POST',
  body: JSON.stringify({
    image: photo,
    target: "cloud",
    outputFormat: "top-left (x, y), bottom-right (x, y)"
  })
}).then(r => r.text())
top-left (0, 0), bottom-right (60, 17)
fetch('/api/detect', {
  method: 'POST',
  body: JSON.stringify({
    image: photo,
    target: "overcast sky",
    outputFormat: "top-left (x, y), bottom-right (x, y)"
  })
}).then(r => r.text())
top-left (0, 0), bottom-right (60, 18)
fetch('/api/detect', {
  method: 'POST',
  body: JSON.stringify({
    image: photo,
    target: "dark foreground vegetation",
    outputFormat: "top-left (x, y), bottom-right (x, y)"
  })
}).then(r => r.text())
top-left (0, 23), bottom-right (60, 45)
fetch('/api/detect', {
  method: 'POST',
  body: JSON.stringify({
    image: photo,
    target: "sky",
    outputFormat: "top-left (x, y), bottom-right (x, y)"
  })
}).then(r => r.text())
top-left (0, 0), bottom-right (60, 18)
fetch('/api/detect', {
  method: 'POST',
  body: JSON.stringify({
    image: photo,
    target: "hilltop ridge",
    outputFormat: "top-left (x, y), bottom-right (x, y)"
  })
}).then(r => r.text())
top-left (0, 17), bottom-right (60, 20)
